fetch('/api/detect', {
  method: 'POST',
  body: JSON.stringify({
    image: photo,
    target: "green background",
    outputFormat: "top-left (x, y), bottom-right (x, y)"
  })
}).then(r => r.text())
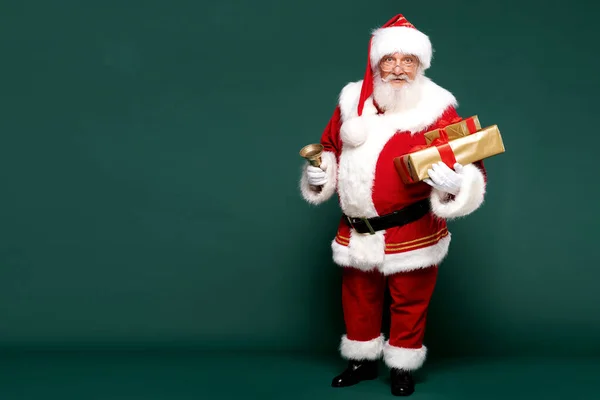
top-left (1, 0), bottom-right (599, 364)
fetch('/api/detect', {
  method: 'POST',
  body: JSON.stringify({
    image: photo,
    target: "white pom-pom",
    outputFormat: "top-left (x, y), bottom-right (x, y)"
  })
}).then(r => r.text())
top-left (340, 117), bottom-right (368, 147)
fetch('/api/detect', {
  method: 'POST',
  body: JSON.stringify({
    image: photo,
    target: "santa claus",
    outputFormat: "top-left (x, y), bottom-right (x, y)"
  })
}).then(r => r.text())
top-left (299, 14), bottom-right (487, 396)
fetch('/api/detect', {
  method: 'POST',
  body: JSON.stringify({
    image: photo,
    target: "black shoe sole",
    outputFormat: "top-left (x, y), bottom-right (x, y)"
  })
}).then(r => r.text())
top-left (331, 372), bottom-right (379, 388)
top-left (391, 387), bottom-right (415, 396)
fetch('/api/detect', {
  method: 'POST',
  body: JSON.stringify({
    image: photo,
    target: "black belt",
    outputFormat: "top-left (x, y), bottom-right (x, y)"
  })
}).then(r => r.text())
top-left (343, 199), bottom-right (430, 234)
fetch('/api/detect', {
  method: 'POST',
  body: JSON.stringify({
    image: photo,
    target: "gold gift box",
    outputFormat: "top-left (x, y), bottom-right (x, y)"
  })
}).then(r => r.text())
top-left (424, 116), bottom-right (481, 143)
top-left (394, 124), bottom-right (505, 184)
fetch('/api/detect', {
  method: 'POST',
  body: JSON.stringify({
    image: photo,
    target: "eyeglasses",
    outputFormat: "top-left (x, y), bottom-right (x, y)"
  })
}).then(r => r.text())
top-left (379, 55), bottom-right (418, 72)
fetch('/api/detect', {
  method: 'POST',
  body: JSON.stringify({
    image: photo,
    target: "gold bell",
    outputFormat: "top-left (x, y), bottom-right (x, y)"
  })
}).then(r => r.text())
top-left (299, 144), bottom-right (324, 167)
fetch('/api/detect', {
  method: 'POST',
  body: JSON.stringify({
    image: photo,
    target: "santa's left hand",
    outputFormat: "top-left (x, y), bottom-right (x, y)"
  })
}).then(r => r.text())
top-left (424, 162), bottom-right (464, 195)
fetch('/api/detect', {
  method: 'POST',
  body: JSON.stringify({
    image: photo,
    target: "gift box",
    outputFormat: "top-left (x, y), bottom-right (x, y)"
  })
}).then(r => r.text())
top-left (394, 117), bottom-right (505, 184)
top-left (424, 115), bottom-right (481, 143)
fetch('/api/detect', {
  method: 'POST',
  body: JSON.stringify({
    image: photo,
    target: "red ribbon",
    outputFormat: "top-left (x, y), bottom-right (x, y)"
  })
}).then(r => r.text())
top-left (409, 127), bottom-right (457, 168)
top-left (431, 128), bottom-right (457, 167)
top-left (465, 117), bottom-right (477, 133)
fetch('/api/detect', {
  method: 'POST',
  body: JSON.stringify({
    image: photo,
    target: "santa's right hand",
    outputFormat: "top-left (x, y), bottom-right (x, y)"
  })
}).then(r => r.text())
top-left (307, 165), bottom-right (328, 186)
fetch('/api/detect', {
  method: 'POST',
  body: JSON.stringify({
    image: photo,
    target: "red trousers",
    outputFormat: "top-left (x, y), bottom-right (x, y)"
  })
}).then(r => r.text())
top-left (340, 265), bottom-right (438, 370)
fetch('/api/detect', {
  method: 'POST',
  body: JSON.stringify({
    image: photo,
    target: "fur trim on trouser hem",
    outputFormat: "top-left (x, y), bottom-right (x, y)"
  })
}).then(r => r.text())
top-left (340, 334), bottom-right (385, 360)
top-left (383, 341), bottom-right (427, 370)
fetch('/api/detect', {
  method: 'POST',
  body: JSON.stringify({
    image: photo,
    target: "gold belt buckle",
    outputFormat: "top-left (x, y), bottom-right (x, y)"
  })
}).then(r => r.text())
top-left (361, 217), bottom-right (376, 235)
top-left (347, 215), bottom-right (375, 235)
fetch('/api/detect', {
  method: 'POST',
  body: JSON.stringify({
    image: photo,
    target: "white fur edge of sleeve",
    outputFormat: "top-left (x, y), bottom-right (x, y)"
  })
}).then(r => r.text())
top-left (299, 151), bottom-right (337, 205)
top-left (429, 163), bottom-right (486, 219)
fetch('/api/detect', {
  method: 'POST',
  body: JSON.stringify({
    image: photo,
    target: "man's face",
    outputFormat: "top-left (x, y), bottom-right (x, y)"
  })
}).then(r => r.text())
top-left (378, 53), bottom-right (420, 88)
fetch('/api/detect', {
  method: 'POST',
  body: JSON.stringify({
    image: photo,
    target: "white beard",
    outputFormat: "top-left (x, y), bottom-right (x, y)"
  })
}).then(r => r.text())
top-left (373, 72), bottom-right (425, 114)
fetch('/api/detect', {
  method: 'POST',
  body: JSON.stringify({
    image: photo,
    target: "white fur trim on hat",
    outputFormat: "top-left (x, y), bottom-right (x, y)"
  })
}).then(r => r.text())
top-left (370, 26), bottom-right (432, 70)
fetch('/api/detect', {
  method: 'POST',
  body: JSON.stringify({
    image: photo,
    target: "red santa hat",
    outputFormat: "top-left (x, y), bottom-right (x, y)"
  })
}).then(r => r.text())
top-left (357, 14), bottom-right (433, 116)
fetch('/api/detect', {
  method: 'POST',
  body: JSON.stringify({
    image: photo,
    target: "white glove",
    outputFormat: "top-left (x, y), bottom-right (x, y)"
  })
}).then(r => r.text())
top-left (306, 158), bottom-right (329, 186)
top-left (424, 162), bottom-right (464, 195)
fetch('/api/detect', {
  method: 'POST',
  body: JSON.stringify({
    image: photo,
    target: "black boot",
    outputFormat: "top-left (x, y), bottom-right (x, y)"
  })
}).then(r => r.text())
top-left (390, 368), bottom-right (415, 396)
top-left (331, 359), bottom-right (378, 387)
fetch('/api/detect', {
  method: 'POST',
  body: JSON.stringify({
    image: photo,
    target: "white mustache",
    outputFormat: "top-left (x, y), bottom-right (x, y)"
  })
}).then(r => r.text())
top-left (383, 73), bottom-right (411, 82)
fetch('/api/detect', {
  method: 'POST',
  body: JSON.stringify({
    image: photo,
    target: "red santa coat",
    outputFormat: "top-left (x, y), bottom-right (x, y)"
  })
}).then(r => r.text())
top-left (301, 76), bottom-right (487, 275)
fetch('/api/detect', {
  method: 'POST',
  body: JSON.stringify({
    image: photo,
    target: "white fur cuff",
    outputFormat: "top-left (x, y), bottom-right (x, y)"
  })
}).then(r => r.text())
top-left (430, 163), bottom-right (486, 220)
top-left (340, 334), bottom-right (385, 360)
top-left (299, 151), bottom-right (337, 205)
top-left (383, 342), bottom-right (427, 370)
